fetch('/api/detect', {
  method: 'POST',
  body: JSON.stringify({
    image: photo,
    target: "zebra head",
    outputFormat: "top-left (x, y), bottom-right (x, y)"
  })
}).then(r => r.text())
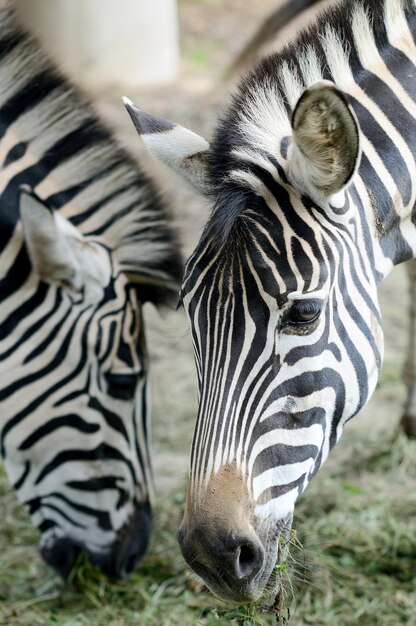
top-left (0, 187), bottom-right (180, 579)
top-left (125, 78), bottom-right (385, 602)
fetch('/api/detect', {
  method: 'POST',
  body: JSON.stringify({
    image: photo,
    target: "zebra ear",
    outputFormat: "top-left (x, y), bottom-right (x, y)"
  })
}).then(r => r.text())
top-left (288, 81), bottom-right (361, 200)
top-left (19, 187), bottom-right (110, 304)
top-left (123, 97), bottom-right (210, 195)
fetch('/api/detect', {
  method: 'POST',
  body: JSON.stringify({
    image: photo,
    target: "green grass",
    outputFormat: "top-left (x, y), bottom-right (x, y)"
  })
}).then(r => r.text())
top-left (1, 428), bottom-right (415, 626)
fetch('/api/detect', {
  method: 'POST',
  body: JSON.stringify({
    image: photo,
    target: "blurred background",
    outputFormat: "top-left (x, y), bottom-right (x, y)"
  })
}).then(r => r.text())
top-left (14, 0), bottom-right (180, 89)
top-left (1, 1), bottom-right (415, 625)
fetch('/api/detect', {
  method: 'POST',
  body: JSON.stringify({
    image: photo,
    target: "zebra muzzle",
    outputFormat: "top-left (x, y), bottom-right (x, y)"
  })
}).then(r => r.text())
top-left (40, 502), bottom-right (152, 579)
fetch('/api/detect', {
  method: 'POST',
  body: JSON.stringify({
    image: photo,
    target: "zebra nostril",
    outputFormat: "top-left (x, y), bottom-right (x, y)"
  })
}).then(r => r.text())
top-left (238, 542), bottom-right (260, 577)
top-left (226, 536), bottom-right (264, 580)
top-left (178, 519), bottom-right (265, 585)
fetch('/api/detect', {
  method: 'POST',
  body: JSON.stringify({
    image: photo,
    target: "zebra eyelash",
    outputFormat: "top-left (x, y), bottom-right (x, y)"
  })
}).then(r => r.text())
top-left (279, 299), bottom-right (323, 330)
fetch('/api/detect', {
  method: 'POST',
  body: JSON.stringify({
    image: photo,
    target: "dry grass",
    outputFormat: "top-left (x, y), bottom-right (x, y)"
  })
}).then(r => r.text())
top-left (1, 414), bottom-right (415, 626)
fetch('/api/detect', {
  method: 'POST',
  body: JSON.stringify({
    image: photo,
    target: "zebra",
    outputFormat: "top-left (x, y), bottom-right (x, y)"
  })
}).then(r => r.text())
top-left (125, 0), bottom-right (416, 604)
top-left (228, 0), bottom-right (323, 77)
top-left (230, 0), bottom-right (416, 440)
top-left (0, 5), bottom-right (182, 579)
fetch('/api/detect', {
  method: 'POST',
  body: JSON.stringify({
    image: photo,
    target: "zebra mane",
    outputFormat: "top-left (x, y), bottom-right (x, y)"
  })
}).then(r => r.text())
top-left (205, 0), bottom-right (414, 248)
top-left (0, 4), bottom-right (182, 302)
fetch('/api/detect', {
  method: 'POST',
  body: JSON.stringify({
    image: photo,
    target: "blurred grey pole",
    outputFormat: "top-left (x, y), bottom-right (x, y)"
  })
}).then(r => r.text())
top-left (14, 0), bottom-right (179, 89)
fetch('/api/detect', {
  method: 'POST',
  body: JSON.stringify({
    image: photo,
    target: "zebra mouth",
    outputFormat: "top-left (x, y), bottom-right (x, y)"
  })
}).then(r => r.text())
top-left (186, 539), bottom-right (279, 604)
top-left (178, 518), bottom-right (283, 604)
top-left (41, 536), bottom-right (81, 579)
top-left (40, 502), bottom-right (153, 579)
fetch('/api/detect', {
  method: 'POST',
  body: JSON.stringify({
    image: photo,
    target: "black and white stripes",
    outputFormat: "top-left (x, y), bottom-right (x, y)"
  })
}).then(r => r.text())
top-left (0, 4), bottom-right (182, 578)
top-left (126, 0), bottom-right (416, 603)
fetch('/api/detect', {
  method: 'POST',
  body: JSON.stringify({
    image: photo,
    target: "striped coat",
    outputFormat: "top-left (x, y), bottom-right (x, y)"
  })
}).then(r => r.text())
top-left (0, 5), bottom-right (182, 578)
top-left (126, 0), bottom-right (416, 603)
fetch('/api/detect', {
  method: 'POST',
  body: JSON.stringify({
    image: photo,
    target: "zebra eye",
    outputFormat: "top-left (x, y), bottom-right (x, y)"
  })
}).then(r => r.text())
top-left (282, 299), bottom-right (322, 328)
top-left (105, 373), bottom-right (138, 400)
